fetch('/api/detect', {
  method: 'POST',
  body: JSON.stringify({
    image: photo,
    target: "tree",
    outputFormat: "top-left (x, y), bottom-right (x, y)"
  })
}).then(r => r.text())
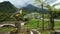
top-left (34, 0), bottom-right (48, 31)
top-left (45, 3), bottom-right (60, 30)
top-left (33, 0), bottom-right (52, 31)
top-left (33, 0), bottom-right (57, 30)
top-left (0, 1), bottom-right (18, 21)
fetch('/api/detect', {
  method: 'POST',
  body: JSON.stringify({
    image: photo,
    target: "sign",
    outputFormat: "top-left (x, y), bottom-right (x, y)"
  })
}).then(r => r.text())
top-left (15, 14), bottom-right (20, 17)
top-left (20, 9), bottom-right (22, 15)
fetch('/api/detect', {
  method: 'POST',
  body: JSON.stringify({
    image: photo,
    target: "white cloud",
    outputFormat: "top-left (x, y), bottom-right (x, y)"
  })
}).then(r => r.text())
top-left (50, 0), bottom-right (60, 9)
top-left (0, 0), bottom-right (34, 8)
top-left (50, 0), bottom-right (60, 5)
top-left (54, 0), bottom-right (60, 9)
top-left (0, 0), bottom-right (60, 9)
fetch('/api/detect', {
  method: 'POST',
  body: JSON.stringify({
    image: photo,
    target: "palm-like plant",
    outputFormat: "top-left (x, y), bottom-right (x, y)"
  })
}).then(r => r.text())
top-left (33, 0), bottom-right (57, 30)
top-left (33, 0), bottom-right (49, 31)
top-left (45, 3), bottom-right (60, 30)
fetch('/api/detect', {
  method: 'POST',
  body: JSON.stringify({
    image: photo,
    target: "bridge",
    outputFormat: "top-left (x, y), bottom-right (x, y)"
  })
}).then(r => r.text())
top-left (0, 23), bottom-right (41, 34)
top-left (0, 24), bottom-right (15, 27)
top-left (0, 21), bottom-right (41, 34)
top-left (0, 22), bottom-right (26, 27)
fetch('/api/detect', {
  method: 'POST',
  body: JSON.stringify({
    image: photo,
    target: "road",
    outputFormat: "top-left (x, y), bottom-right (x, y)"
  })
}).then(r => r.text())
top-left (44, 19), bottom-right (60, 21)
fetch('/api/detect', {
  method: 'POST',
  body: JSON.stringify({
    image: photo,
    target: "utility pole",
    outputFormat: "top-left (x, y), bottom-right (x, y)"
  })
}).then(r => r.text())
top-left (41, 3), bottom-right (44, 31)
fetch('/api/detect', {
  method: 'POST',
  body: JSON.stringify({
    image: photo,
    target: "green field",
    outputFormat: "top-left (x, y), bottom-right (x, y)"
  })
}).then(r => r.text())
top-left (0, 27), bottom-right (15, 32)
top-left (0, 19), bottom-right (60, 34)
top-left (24, 19), bottom-right (60, 29)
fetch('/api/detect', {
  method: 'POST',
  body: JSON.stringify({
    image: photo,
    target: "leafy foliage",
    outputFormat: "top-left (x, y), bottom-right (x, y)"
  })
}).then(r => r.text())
top-left (0, 1), bottom-right (18, 21)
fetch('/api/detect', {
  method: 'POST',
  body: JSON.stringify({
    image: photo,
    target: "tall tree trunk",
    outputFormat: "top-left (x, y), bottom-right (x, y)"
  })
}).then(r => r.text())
top-left (50, 11), bottom-right (54, 30)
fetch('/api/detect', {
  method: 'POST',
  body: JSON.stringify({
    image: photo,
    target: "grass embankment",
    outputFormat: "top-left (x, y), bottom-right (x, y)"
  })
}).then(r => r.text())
top-left (24, 19), bottom-right (60, 28)
top-left (24, 19), bottom-right (60, 34)
top-left (0, 19), bottom-right (60, 34)
top-left (0, 27), bottom-right (15, 32)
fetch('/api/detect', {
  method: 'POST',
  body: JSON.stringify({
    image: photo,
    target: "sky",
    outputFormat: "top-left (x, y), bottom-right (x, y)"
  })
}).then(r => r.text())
top-left (0, 0), bottom-right (34, 8)
top-left (50, 0), bottom-right (60, 9)
top-left (0, 0), bottom-right (60, 9)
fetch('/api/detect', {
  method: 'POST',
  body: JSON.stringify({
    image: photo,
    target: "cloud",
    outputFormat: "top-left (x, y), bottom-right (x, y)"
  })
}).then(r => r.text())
top-left (50, 0), bottom-right (60, 5)
top-left (50, 0), bottom-right (60, 9)
top-left (0, 0), bottom-right (34, 8)
top-left (54, 0), bottom-right (60, 9)
top-left (0, 0), bottom-right (60, 9)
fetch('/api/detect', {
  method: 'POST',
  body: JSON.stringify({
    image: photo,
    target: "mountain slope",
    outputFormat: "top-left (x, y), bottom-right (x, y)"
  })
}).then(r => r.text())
top-left (22, 4), bottom-right (48, 15)
top-left (0, 1), bottom-right (18, 21)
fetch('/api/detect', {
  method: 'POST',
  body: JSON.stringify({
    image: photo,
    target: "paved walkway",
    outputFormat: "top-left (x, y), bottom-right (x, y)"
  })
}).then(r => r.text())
top-left (44, 19), bottom-right (60, 21)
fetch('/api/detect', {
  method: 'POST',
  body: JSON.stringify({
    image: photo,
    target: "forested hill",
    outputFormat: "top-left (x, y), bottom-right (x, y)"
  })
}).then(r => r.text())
top-left (22, 4), bottom-right (48, 15)
top-left (0, 1), bottom-right (18, 21)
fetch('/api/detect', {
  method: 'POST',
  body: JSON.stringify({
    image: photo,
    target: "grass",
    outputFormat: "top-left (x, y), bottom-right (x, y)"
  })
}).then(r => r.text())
top-left (41, 31), bottom-right (50, 34)
top-left (23, 19), bottom-right (60, 34)
top-left (0, 27), bottom-right (15, 32)
top-left (55, 21), bottom-right (60, 27)
top-left (41, 30), bottom-right (55, 34)
top-left (24, 19), bottom-right (50, 28)
top-left (0, 27), bottom-right (53, 34)
top-left (0, 19), bottom-right (60, 34)
top-left (24, 19), bottom-right (60, 28)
